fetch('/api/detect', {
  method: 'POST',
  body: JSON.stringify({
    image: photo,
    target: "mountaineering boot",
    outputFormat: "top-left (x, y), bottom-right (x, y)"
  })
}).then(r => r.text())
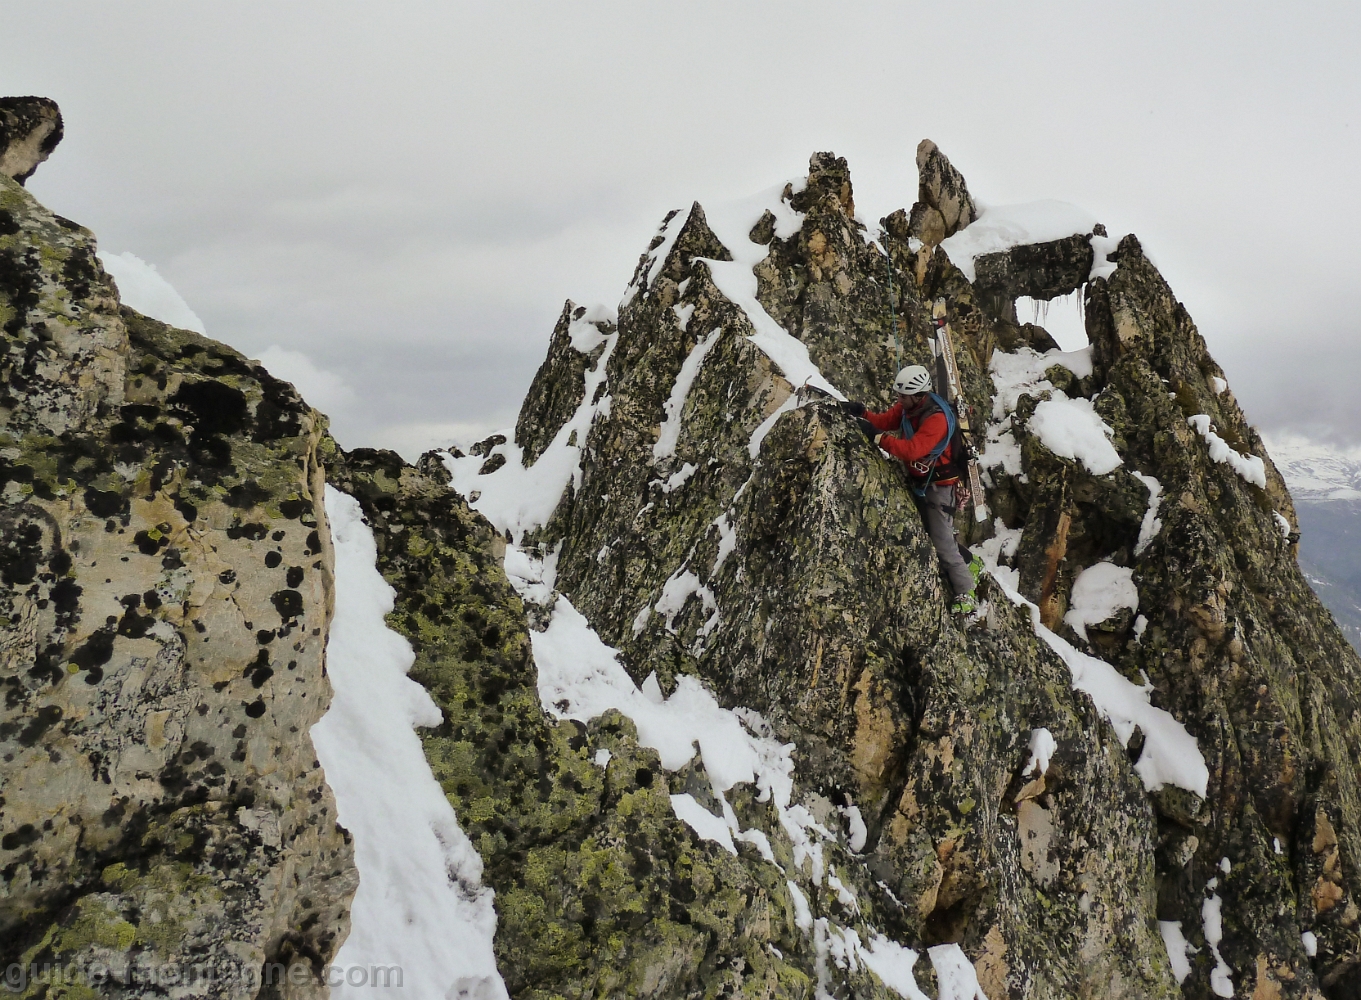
top-left (951, 591), bottom-right (978, 615)
top-left (968, 554), bottom-right (985, 588)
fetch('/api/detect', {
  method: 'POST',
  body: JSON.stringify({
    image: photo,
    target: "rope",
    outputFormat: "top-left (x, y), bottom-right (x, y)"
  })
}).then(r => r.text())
top-left (880, 232), bottom-right (902, 374)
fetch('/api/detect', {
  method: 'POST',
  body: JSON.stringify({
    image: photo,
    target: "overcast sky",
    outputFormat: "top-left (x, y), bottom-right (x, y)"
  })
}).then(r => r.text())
top-left (4, 3), bottom-right (1358, 457)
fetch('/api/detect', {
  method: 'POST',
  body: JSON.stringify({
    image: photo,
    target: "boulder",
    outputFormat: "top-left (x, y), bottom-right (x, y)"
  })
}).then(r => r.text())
top-left (0, 97), bottom-right (63, 185)
top-left (907, 139), bottom-right (977, 245)
top-left (0, 164), bottom-right (354, 996)
top-left (973, 231), bottom-right (1096, 304)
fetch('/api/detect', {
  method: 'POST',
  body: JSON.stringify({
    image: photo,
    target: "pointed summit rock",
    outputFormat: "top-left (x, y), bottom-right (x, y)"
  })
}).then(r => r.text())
top-left (908, 138), bottom-right (978, 246)
top-left (0, 97), bottom-right (63, 185)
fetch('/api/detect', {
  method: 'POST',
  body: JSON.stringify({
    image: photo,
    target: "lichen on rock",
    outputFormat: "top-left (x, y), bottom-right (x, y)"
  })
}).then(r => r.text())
top-left (0, 157), bottom-right (354, 997)
top-left (5, 94), bottom-right (1361, 1000)
top-left (441, 146), bottom-right (1361, 998)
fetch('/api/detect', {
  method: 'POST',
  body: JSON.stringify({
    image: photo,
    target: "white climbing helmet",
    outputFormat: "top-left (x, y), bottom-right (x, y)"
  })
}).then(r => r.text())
top-left (893, 364), bottom-right (932, 396)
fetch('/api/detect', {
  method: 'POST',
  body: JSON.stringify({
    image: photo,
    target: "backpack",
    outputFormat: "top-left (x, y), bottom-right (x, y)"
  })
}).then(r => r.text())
top-left (900, 392), bottom-right (968, 490)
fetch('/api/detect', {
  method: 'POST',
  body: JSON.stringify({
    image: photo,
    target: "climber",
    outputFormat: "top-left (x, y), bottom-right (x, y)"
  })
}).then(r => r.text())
top-left (841, 365), bottom-right (983, 615)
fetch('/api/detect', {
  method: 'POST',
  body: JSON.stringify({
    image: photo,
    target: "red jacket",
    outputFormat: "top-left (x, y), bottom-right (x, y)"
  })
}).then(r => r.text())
top-left (864, 399), bottom-right (957, 481)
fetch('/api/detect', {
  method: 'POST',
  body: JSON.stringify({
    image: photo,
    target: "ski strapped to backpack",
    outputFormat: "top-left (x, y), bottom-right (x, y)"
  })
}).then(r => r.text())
top-left (929, 298), bottom-right (988, 521)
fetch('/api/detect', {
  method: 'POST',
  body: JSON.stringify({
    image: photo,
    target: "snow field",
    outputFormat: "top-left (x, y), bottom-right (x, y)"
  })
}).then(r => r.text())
top-left (1262, 432), bottom-right (1361, 501)
top-left (98, 250), bottom-right (207, 334)
top-left (313, 487), bottom-right (507, 1000)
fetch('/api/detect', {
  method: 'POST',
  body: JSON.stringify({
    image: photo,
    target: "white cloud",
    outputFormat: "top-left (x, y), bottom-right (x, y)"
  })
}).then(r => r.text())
top-left (13, 5), bottom-right (1361, 449)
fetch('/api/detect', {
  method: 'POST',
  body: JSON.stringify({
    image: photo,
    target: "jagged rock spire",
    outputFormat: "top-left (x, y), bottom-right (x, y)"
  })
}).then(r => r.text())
top-left (907, 139), bottom-right (977, 246)
top-left (0, 97), bottom-right (63, 185)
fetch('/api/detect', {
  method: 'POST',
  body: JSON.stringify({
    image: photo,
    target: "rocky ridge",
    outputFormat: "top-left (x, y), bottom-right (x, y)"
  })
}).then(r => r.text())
top-left (1, 97), bottom-right (1359, 1000)
top-left (448, 149), bottom-right (1361, 999)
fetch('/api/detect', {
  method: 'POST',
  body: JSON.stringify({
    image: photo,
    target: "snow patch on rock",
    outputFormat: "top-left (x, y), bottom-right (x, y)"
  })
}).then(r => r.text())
top-left (975, 536), bottom-right (1209, 797)
top-left (1064, 562), bottom-right (1139, 641)
top-left (655, 327), bottom-right (723, 461)
top-left (699, 182), bottom-right (844, 401)
top-left (938, 199), bottom-right (1099, 283)
top-left (314, 487), bottom-right (507, 1000)
top-left (1022, 727), bottom-right (1057, 777)
top-left (670, 793), bottom-right (737, 855)
top-left (988, 345), bottom-right (1092, 420)
top-left (1188, 414), bottom-right (1266, 489)
top-left (98, 250), bottom-right (207, 334)
top-left (1158, 920), bottom-right (1195, 984)
top-left (1131, 471), bottom-right (1164, 556)
top-left (1029, 396), bottom-right (1121, 476)
top-left (445, 321), bottom-right (619, 540)
top-left (1202, 877), bottom-right (1235, 997)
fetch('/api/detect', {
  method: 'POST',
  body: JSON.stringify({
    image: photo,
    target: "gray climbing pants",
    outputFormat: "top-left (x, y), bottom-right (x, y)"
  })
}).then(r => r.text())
top-left (918, 483), bottom-right (974, 597)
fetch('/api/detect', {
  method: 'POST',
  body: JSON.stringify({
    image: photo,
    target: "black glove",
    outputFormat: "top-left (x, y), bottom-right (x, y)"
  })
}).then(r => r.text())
top-left (856, 418), bottom-right (878, 442)
top-left (839, 400), bottom-right (866, 417)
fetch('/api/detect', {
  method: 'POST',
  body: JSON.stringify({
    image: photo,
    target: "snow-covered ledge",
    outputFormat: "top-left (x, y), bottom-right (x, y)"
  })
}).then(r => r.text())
top-left (312, 486), bottom-right (507, 999)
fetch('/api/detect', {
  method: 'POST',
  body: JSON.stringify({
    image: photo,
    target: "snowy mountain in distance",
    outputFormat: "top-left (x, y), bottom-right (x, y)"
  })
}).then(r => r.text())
top-left (1264, 434), bottom-right (1361, 500)
top-left (1266, 434), bottom-right (1361, 650)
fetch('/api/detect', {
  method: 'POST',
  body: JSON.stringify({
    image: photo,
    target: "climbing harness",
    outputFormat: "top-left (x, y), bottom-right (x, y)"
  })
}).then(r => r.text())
top-left (899, 391), bottom-right (958, 497)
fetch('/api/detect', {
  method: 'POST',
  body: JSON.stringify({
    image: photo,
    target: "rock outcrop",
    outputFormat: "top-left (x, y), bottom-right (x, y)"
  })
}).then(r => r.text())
top-left (973, 232), bottom-right (1097, 306)
top-left (0, 123), bottom-right (354, 997)
top-left (4, 94), bottom-right (1360, 1000)
top-left (444, 149), bottom-right (1361, 998)
top-left (907, 139), bottom-right (977, 247)
top-left (0, 98), bottom-right (63, 186)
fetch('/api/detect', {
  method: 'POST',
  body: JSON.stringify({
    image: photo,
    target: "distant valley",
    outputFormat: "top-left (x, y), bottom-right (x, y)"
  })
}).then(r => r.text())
top-left (1268, 436), bottom-right (1361, 651)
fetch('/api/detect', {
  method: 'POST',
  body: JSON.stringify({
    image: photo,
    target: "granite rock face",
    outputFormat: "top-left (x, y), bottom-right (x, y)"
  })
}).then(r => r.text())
top-left (0, 98), bottom-right (63, 186)
top-left (5, 91), bottom-right (1360, 1000)
top-left (444, 148), bottom-right (1361, 999)
top-left (907, 139), bottom-right (977, 247)
top-left (0, 153), bottom-right (354, 995)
